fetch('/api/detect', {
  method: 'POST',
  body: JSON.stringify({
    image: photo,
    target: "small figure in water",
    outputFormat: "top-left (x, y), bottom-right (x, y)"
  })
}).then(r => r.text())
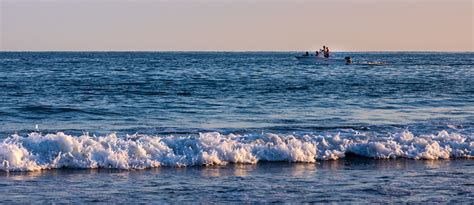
top-left (345, 56), bottom-right (352, 64)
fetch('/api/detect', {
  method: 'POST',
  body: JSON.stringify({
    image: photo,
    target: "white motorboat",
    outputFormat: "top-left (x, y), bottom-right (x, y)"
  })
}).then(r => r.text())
top-left (295, 55), bottom-right (352, 65)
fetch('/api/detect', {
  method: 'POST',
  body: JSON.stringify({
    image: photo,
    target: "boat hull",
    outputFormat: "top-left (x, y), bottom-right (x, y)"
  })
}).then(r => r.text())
top-left (295, 56), bottom-right (348, 64)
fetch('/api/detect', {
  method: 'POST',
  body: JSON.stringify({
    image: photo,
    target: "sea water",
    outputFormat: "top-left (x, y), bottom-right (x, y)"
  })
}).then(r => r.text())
top-left (0, 52), bottom-right (473, 202)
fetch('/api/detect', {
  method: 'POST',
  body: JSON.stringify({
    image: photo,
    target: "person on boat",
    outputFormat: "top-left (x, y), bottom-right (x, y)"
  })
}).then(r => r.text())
top-left (324, 47), bottom-right (330, 58)
top-left (315, 51), bottom-right (320, 57)
top-left (303, 51), bottom-right (309, 56)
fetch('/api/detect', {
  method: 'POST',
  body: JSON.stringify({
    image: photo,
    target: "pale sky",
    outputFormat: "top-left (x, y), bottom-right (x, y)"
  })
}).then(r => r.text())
top-left (1, 0), bottom-right (473, 51)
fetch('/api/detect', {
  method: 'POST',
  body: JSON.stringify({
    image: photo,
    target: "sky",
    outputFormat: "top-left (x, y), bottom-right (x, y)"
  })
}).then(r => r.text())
top-left (1, 0), bottom-right (473, 51)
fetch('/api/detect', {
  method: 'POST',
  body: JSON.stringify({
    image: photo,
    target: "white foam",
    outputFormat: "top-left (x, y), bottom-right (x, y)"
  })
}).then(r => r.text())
top-left (0, 130), bottom-right (472, 171)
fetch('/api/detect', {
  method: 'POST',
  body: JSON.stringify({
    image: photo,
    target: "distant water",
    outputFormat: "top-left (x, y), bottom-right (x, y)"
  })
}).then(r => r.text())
top-left (0, 52), bottom-right (473, 202)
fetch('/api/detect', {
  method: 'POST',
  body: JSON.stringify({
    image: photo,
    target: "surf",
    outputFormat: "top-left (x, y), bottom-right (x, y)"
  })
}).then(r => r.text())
top-left (1, 130), bottom-right (472, 172)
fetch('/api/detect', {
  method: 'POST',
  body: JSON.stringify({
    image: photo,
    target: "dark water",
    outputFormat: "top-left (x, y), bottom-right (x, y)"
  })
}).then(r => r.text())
top-left (0, 52), bottom-right (473, 202)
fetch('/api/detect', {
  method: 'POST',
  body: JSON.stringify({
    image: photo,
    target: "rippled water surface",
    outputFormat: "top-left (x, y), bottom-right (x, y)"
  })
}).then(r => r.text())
top-left (1, 52), bottom-right (473, 133)
top-left (1, 160), bottom-right (473, 203)
top-left (0, 52), bottom-right (473, 202)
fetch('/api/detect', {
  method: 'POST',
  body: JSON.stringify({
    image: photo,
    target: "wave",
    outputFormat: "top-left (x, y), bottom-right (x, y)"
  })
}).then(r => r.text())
top-left (1, 130), bottom-right (472, 171)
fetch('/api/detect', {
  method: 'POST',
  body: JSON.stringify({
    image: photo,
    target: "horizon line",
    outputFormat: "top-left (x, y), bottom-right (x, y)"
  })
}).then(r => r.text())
top-left (1, 50), bottom-right (473, 53)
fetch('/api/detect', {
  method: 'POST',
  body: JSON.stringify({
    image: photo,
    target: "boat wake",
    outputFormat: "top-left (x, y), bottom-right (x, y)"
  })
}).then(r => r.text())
top-left (1, 130), bottom-right (472, 171)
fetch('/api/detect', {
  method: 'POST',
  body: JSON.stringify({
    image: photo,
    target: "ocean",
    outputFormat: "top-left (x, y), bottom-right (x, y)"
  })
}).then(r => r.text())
top-left (0, 52), bottom-right (473, 203)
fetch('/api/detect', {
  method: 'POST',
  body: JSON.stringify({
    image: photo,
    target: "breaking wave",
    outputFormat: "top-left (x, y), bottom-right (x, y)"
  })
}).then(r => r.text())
top-left (1, 130), bottom-right (472, 171)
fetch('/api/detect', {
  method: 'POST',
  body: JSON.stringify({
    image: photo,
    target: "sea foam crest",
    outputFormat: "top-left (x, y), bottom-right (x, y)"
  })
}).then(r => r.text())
top-left (0, 130), bottom-right (472, 171)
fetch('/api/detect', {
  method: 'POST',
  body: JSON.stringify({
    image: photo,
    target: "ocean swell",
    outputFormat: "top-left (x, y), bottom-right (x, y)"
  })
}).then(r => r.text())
top-left (1, 130), bottom-right (472, 171)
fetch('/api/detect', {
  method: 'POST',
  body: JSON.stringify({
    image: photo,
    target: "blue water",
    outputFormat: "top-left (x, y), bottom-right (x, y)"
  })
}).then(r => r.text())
top-left (0, 52), bottom-right (473, 202)
top-left (1, 52), bottom-right (473, 133)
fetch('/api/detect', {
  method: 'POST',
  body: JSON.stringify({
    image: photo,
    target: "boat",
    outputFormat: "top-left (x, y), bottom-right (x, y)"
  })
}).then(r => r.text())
top-left (295, 55), bottom-right (352, 65)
